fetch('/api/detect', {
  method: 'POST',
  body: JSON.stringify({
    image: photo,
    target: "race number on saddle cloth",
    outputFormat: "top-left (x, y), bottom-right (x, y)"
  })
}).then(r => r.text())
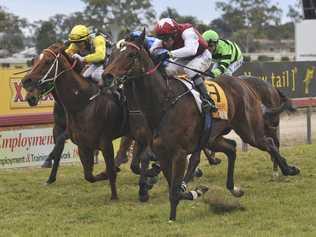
top-left (174, 75), bottom-right (228, 119)
top-left (151, 18), bottom-right (217, 112)
top-left (65, 25), bottom-right (108, 86)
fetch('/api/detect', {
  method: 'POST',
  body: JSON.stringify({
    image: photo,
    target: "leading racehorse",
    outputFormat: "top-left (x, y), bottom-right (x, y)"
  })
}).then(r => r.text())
top-left (103, 30), bottom-right (300, 221)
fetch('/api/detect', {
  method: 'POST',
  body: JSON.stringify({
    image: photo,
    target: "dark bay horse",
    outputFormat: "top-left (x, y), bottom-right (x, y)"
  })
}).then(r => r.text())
top-left (22, 43), bottom-right (156, 202)
top-left (103, 31), bottom-right (300, 221)
top-left (22, 43), bottom-right (129, 200)
top-left (183, 75), bottom-right (297, 183)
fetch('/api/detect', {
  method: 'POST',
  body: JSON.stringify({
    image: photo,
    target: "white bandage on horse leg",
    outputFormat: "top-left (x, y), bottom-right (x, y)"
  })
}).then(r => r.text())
top-left (190, 191), bottom-right (199, 200)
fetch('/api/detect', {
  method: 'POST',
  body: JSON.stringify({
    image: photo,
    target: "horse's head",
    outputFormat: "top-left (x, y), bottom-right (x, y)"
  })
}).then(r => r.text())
top-left (21, 42), bottom-right (78, 106)
top-left (103, 29), bottom-right (153, 85)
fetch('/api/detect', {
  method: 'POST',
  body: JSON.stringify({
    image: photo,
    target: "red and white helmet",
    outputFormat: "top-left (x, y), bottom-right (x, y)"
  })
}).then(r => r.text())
top-left (154, 18), bottom-right (178, 36)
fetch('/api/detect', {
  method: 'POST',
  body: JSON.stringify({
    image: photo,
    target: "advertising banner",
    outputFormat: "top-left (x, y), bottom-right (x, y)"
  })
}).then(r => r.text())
top-left (0, 127), bottom-right (79, 168)
top-left (236, 61), bottom-right (316, 98)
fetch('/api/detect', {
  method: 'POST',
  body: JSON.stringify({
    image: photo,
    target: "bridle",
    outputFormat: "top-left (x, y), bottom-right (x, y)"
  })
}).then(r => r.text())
top-left (37, 48), bottom-right (77, 86)
top-left (114, 41), bottom-right (161, 85)
top-left (26, 48), bottom-right (78, 97)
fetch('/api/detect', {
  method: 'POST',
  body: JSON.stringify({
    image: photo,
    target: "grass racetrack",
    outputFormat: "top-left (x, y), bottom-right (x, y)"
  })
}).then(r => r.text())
top-left (0, 143), bottom-right (315, 237)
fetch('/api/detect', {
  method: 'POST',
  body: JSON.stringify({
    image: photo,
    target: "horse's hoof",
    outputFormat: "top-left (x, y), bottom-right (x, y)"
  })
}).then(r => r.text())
top-left (229, 186), bottom-right (244, 198)
top-left (95, 172), bottom-right (108, 180)
top-left (41, 160), bottom-right (52, 168)
top-left (283, 166), bottom-right (300, 176)
top-left (288, 166), bottom-right (300, 176)
top-left (194, 168), bottom-right (203, 178)
top-left (139, 194), bottom-right (149, 202)
top-left (208, 157), bottom-right (221, 166)
top-left (110, 196), bottom-right (119, 201)
top-left (46, 178), bottom-right (56, 185)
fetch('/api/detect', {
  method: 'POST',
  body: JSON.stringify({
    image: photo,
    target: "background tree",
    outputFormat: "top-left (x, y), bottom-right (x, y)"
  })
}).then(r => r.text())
top-left (80, 0), bottom-right (156, 40)
top-left (287, 0), bottom-right (303, 22)
top-left (0, 6), bottom-right (27, 54)
top-left (214, 0), bottom-right (282, 52)
top-left (35, 21), bottom-right (57, 53)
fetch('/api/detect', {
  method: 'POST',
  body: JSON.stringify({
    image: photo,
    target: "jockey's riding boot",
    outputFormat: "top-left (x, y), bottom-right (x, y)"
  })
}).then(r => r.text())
top-left (192, 75), bottom-right (217, 112)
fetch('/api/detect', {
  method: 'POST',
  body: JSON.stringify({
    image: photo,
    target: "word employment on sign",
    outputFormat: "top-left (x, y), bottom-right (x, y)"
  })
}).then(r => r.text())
top-left (0, 127), bottom-right (79, 168)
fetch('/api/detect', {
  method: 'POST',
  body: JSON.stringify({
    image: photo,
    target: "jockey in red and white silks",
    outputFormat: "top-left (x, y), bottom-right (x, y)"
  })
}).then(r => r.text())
top-left (151, 18), bottom-right (216, 112)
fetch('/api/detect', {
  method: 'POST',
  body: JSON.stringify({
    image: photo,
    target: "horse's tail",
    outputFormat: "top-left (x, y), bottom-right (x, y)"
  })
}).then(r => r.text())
top-left (265, 89), bottom-right (297, 116)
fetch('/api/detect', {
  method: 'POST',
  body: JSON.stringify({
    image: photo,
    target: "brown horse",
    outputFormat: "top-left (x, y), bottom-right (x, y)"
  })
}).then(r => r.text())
top-left (22, 42), bottom-right (157, 202)
top-left (183, 75), bottom-right (297, 183)
top-left (22, 43), bottom-right (129, 200)
top-left (103, 31), bottom-right (300, 221)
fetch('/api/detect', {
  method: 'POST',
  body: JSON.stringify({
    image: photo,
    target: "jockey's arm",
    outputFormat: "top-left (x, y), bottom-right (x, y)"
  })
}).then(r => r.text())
top-left (211, 57), bottom-right (230, 77)
top-left (84, 35), bottom-right (106, 63)
top-left (170, 28), bottom-right (199, 58)
top-left (65, 43), bottom-right (78, 55)
top-left (149, 38), bottom-right (163, 53)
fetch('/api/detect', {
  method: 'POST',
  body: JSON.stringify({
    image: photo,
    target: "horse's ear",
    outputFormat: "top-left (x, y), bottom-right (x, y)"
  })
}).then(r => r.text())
top-left (138, 28), bottom-right (146, 44)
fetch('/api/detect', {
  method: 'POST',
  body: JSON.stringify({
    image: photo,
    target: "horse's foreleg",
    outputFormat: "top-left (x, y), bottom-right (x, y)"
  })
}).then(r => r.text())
top-left (138, 145), bottom-right (150, 202)
top-left (183, 150), bottom-right (201, 184)
top-left (101, 141), bottom-right (118, 200)
top-left (78, 146), bottom-right (96, 183)
top-left (46, 129), bottom-right (68, 184)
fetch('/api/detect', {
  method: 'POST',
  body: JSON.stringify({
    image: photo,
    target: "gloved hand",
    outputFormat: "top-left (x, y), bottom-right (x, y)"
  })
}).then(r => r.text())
top-left (206, 69), bottom-right (215, 78)
top-left (153, 48), bottom-right (172, 62)
top-left (72, 53), bottom-right (85, 62)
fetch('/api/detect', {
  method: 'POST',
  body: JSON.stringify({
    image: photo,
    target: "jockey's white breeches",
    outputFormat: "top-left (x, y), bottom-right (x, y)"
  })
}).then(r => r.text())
top-left (165, 49), bottom-right (212, 79)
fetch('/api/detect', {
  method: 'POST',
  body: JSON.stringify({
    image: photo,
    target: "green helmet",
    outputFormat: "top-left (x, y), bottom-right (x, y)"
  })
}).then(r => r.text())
top-left (202, 30), bottom-right (219, 43)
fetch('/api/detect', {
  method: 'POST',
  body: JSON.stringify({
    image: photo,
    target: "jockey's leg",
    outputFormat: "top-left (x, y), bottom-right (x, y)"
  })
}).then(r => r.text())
top-left (82, 64), bottom-right (96, 80)
top-left (185, 50), bottom-right (217, 112)
top-left (91, 65), bottom-right (105, 87)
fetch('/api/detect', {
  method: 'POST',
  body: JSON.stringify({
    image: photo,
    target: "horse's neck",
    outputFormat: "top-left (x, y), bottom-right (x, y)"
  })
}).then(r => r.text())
top-left (131, 63), bottom-right (169, 129)
top-left (54, 70), bottom-right (98, 113)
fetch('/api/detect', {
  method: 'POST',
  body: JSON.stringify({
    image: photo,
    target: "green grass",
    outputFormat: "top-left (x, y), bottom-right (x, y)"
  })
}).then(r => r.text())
top-left (0, 143), bottom-right (316, 237)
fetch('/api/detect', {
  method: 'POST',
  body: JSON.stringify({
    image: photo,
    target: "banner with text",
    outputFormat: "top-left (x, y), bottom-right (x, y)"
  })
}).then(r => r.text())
top-left (236, 61), bottom-right (316, 98)
top-left (0, 127), bottom-right (79, 168)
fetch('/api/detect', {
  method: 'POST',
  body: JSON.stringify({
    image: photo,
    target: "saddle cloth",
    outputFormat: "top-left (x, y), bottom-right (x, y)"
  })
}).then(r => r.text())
top-left (175, 75), bottom-right (228, 120)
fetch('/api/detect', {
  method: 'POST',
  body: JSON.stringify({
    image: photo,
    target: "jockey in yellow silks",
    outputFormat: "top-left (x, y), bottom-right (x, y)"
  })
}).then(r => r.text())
top-left (65, 24), bottom-right (107, 86)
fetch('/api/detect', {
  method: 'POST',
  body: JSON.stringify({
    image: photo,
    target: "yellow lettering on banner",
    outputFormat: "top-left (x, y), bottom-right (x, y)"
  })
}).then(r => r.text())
top-left (303, 66), bottom-right (315, 95)
top-left (291, 67), bottom-right (297, 92)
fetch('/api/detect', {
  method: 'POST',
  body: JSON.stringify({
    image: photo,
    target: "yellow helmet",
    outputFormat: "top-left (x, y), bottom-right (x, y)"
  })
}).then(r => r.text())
top-left (68, 25), bottom-right (90, 42)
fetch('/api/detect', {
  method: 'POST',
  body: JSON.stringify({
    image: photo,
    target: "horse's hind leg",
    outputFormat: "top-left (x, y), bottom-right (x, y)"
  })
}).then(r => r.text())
top-left (255, 136), bottom-right (300, 176)
top-left (212, 137), bottom-right (244, 197)
top-left (100, 141), bottom-right (118, 200)
top-left (115, 136), bottom-right (134, 167)
top-left (203, 149), bottom-right (221, 165)
top-left (265, 125), bottom-right (280, 179)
